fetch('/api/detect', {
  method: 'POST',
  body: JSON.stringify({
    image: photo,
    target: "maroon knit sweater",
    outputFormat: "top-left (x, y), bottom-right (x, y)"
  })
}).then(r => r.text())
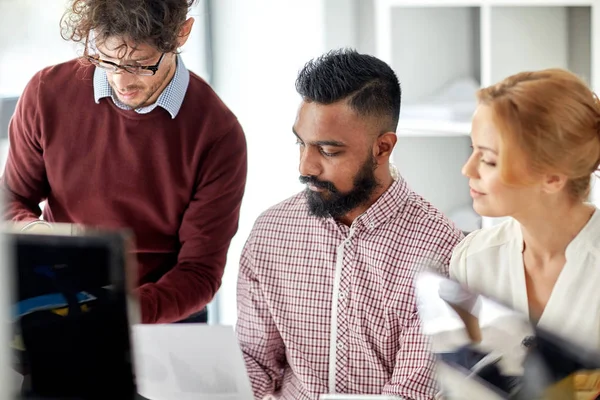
top-left (1, 60), bottom-right (247, 323)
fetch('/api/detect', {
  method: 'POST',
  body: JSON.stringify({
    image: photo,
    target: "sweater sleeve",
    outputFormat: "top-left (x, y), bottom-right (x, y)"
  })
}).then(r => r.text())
top-left (136, 121), bottom-right (248, 323)
top-left (1, 71), bottom-right (50, 221)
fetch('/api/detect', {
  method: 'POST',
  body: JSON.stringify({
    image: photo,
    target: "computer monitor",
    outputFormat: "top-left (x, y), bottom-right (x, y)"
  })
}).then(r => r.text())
top-left (415, 271), bottom-right (600, 400)
top-left (6, 230), bottom-right (138, 399)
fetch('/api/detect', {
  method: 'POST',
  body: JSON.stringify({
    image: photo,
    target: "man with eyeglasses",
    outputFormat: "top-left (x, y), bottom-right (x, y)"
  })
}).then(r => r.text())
top-left (0, 0), bottom-right (248, 324)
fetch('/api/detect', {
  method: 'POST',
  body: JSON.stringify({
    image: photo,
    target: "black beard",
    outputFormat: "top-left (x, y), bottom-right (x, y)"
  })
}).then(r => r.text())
top-left (300, 156), bottom-right (380, 219)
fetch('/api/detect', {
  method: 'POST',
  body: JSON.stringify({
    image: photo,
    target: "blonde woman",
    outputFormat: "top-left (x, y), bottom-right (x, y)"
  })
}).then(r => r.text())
top-left (451, 69), bottom-right (600, 350)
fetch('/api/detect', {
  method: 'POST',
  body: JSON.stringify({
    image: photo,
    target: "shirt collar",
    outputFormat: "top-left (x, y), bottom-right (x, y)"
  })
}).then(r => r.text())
top-left (358, 177), bottom-right (410, 231)
top-left (93, 54), bottom-right (190, 119)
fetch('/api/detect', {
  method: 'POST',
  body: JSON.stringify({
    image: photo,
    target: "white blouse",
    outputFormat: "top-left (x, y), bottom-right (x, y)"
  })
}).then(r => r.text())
top-left (450, 209), bottom-right (600, 350)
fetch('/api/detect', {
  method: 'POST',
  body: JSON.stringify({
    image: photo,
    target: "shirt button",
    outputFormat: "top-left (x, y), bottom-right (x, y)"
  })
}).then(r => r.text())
top-left (336, 342), bottom-right (344, 350)
top-left (344, 239), bottom-right (351, 246)
top-left (369, 222), bottom-right (375, 228)
top-left (338, 291), bottom-right (347, 299)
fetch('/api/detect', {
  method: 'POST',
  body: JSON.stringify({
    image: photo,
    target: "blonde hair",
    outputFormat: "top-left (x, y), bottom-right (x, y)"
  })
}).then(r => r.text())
top-left (477, 68), bottom-right (600, 200)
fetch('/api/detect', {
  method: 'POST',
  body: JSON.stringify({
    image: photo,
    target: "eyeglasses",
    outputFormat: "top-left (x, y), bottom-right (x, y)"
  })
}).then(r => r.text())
top-left (86, 53), bottom-right (165, 76)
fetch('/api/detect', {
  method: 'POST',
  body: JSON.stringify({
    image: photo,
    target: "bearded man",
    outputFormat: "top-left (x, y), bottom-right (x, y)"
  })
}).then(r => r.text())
top-left (236, 48), bottom-right (463, 400)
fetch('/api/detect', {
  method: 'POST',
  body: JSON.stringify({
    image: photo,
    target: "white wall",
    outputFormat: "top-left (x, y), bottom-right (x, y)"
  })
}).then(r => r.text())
top-left (323, 0), bottom-right (378, 56)
top-left (324, 0), bottom-right (359, 50)
top-left (0, 0), bottom-right (75, 97)
top-left (389, 7), bottom-right (480, 104)
top-left (182, 0), bottom-right (211, 81)
top-left (393, 136), bottom-right (472, 224)
top-left (0, 0), bottom-right (208, 97)
top-left (490, 7), bottom-right (568, 83)
top-left (357, 0), bottom-right (376, 55)
top-left (210, 0), bottom-right (327, 326)
top-left (0, 1), bottom-right (74, 170)
top-left (567, 7), bottom-right (592, 84)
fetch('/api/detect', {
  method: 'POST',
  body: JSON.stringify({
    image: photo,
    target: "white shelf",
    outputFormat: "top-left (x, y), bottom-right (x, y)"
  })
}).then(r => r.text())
top-left (380, 0), bottom-right (481, 6)
top-left (489, 6), bottom-right (592, 84)
top-left (393, 135), bottom-right (474, 231)
top-left (385, 6), bottom-right (481, 104)
top-left (397, 120), bottom-right (471, 136)
top-left (372, 0), bottom-right (599, 229)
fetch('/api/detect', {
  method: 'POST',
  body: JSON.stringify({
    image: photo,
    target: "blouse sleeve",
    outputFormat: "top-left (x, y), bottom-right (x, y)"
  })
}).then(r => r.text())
top-left (449, 230), bottom-right (479, 285)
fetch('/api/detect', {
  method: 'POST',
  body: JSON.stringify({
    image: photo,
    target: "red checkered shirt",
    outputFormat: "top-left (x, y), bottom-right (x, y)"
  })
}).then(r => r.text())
top-left (237, 178), bottom-right (463, 400)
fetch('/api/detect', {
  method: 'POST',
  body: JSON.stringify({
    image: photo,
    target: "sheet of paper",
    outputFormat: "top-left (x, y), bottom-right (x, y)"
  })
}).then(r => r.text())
top-left (132, 324), bottom-right (254, 400)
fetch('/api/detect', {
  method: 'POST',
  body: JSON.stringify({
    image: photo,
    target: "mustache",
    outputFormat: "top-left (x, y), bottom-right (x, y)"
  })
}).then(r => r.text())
top-left (109, 83), bottom-right (144, 93)
top-left (120, 87), bottom-right (143, 92)
top-left (299, 176), bottom-right (337, 192)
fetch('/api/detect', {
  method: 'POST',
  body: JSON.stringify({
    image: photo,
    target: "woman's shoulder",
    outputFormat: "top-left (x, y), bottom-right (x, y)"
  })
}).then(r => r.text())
top-left (450, 218), bottom-right (520, 282)
top-left (459, 218), bottom-right (519, 255)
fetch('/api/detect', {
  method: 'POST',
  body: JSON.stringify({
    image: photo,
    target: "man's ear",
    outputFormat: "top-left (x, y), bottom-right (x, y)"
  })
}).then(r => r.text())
top-left (373, 132), bottom-right (397, 163)
top-left (176, 17), bottom-right (195, 48)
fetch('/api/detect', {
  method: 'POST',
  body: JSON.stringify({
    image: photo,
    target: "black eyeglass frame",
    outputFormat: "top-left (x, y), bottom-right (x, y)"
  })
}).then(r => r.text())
top-left (86, 53), bottom-right (166, 76)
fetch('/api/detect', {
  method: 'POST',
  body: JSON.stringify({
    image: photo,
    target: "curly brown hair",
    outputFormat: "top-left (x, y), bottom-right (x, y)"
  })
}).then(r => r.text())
top-left (60, 0), bottom-right (197, 58)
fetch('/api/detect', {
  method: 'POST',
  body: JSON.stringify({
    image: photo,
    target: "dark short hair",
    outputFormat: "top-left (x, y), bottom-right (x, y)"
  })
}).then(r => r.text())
top-left (61, 0), bottom-right (197, 57)
top-left (295, 48), bottom-right (401, 132)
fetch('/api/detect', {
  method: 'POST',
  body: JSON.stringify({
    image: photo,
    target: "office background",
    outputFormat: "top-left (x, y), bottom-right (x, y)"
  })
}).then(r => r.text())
top-left (1, 0), bottom-right (599, 326)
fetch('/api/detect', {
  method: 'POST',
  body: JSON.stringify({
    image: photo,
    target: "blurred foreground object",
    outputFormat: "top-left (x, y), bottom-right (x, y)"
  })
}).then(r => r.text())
top-left (7, 221), bottom-right (84, 236)
top-left (5, 227), bottom-right (139, 399)
top-left (416, 270), bottom-right (600, 400)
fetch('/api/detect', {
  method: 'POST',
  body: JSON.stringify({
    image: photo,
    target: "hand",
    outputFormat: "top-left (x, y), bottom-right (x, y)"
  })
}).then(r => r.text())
top-left (20, 220), bottom-right (53, 234)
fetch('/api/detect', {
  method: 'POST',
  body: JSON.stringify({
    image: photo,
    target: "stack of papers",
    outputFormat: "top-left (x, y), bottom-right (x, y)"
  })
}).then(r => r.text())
top-left (132, 324), bottom-right (254, 400)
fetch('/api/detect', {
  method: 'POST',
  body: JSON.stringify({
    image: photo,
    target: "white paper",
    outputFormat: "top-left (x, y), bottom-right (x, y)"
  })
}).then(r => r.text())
top-left (132, 324), bottom-right (254, 400)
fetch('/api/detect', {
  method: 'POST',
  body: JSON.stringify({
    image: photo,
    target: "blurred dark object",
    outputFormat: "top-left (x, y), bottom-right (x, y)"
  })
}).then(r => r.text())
top-left (416, 271), bottom-right (600, 400)
top-left (521, 336), bottom-right (536, 349)
top-left (7, 231), bottom-right (138, 400)
top-left (439, 345), bottom-right (519, 395)
top-left (517, 329), bottom-right (600, 399)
